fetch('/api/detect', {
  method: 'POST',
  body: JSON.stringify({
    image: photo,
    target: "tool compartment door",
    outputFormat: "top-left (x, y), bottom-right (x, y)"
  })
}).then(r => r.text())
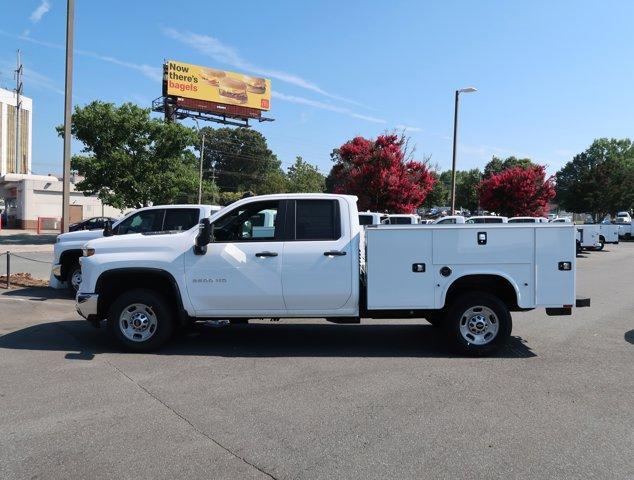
top-left (366, 228), bottom-right (434, 309)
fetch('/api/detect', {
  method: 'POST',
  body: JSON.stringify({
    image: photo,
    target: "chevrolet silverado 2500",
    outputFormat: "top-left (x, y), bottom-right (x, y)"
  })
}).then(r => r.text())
top-left (76, 194), bottom-right (589, 355)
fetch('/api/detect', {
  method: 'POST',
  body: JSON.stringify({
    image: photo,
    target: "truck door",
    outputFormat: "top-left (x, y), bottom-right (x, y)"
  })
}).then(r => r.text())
top-left (281, 199), bottom-right (354, 311)
top-left (184, 200), bottom-right (286, 316)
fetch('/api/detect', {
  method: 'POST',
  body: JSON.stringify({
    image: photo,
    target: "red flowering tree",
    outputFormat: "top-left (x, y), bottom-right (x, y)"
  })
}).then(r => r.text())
top-left (477, 165), bottom-right (555, 217)
top-left (326, 134), bottom-right (435, 212)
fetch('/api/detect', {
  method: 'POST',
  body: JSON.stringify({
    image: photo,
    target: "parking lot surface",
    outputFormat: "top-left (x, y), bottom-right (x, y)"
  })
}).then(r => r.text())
top-left (1, 244), bottom-right (632, 479)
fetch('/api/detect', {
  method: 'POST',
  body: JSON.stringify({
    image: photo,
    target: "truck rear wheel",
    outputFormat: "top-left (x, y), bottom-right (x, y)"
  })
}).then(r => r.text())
top-left (595, 236), bottom-right (605, 251)
top-left (444, 292), bottom-right (511, 356)
top-left (107, 289), bottom-right (174, 352)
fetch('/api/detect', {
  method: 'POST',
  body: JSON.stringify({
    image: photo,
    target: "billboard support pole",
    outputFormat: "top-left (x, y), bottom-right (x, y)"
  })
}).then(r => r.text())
top-left (198, 133), bottom-right (204, 204)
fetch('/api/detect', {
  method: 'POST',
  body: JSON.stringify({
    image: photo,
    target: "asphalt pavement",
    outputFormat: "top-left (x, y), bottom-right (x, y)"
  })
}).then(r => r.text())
top-left (0, 243), bottom-right (632, 479)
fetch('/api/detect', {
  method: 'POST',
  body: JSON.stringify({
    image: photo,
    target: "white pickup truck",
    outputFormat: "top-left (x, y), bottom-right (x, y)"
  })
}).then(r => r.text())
top-left (76, 193), bottom-right (589, 355)
top-left (52, 204), bottom-right (220, 292)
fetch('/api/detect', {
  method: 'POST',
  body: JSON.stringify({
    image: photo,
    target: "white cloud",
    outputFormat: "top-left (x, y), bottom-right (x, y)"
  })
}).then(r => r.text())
top-left (29, 0), bottom-right (51, 23)
top-left (0, 58), bottom-right (63, 95)
top-left (395, 124), bottom-right (422, 132)
top-left (162, 27), bottom-right (371, 109)
top-left (272, 91), bottom-right (385, 124)
top-left (0, 31), bottom-right (162, 83)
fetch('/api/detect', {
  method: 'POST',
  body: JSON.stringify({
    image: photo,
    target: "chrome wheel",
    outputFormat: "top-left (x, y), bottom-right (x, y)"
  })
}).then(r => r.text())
top-left (70, 268), bottom-right (82, 291)
top-left (459, 306), bottom-right (499, 345)
top-left (119, 303), bottom-right (158, 342)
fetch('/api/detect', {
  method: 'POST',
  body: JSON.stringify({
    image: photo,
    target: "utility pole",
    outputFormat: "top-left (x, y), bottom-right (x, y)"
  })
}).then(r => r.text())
top-left (61, 0), bottom-right (75, 232)
top-left (14, 50), bottom-right (22, 174)
top-left (450, 86), bottom-right (477, 215)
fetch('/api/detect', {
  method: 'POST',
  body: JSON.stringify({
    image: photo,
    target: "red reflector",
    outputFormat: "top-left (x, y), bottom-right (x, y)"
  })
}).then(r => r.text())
top-left (564, 304), bottom-right (572, 308)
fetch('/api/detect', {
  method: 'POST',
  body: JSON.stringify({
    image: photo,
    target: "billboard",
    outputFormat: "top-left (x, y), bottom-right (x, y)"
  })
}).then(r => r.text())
top-left (165, 60), bottom-right (271, 111)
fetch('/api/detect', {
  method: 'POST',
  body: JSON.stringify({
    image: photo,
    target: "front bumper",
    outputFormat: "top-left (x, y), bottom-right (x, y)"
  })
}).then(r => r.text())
top-left (52, 263), bottom-right (62, 279)
top-left (76, 293), bottom-right (98, 320)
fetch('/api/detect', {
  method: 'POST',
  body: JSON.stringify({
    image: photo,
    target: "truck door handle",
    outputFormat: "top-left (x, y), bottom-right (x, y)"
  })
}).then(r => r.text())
top-left (323, 250), bottom-right (347, 256)
top-left (255, 251), bottom-right (278, 258)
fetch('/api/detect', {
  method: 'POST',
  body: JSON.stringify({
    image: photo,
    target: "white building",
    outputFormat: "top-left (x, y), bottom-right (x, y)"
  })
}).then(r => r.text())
top-left (0, 87), bottom-right (32, 176)
top-left (0, 174), bottom-right (125, 229)
top-left (0, 87), bottom-right (125, 229)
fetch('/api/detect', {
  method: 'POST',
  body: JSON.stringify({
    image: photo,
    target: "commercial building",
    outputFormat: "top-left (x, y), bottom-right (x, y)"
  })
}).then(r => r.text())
top-left (0, 173), bottom-right (125, 229)
top-left (0, 87), bottom-right (124, 229)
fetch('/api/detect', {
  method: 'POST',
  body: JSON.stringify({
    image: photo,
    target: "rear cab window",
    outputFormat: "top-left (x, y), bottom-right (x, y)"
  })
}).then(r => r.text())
top-left (295, 200), bottom-right (341, 240)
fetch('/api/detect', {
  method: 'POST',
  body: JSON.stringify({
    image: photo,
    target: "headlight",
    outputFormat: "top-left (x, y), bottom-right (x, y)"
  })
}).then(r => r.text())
top-left (82, 247), bottom-right (95, 257)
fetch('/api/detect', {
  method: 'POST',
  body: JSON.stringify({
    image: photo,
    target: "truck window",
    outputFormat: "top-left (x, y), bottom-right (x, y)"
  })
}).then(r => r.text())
top-left (359, 214), bottom-right (373, 226)
top-left (296, 200), bottom-right (340, 240)
top-left (213, 201), bottom-right (280, 242)
top-left (116, 209), bottom-right (165, 235)
top-left (163, 208), bottom-right (199, 231)
top-left (390, 217), bottom-right (412, 224)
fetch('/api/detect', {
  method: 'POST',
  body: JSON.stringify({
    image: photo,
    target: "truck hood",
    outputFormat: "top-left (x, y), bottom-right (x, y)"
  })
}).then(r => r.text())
top-left (85, 230), bottom-right (195, 254)
top-left (57, 229), bottom-right (105, 243)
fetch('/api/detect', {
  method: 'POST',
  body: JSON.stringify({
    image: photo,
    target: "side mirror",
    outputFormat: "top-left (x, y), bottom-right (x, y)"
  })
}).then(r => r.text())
top-left (103, 220), bottom-right (114, 237)
top-left (194, 218), bottom-right (212, 255)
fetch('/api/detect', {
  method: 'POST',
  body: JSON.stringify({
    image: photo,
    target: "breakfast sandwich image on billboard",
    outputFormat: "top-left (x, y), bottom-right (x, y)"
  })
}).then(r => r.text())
top-left (165, 60), bottom-right (271, 111)
top-left (200, 68), bottom-right (226, 86)
top-left (219, 77), bottom-right (248, 104)
top-left (244, 76), bottom-right (267, 94)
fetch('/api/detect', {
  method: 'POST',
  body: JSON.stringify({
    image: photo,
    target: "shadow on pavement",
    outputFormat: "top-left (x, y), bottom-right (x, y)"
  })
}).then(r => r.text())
top-left (0, 320), bottom-right (537, 359)
top-left (0, 233), bottom-right (57, 245)
top-left (1, 287), bottom-right (73, 301)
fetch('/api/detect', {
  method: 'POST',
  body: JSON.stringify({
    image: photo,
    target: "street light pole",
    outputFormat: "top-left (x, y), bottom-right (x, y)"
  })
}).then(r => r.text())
top-left (198, 133), bottom-right (204, 204)
top-left (61, 0), bottom-right (75, 232)
top-left (450, 86), bottom-right (477, 215)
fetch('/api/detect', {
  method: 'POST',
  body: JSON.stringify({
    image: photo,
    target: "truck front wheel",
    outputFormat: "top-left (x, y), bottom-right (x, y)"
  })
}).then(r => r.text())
top-left (444, 292), bottom-right (512, 356)
top-left (107, 289), bottom-right (174, 352)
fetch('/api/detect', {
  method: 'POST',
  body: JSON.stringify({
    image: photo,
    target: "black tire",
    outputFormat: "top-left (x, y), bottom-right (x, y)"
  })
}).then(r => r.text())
top-left (576, 240), bottom-right (582, 255)
top-left (443, 292), bottom-right (512, 356)
top-left (67, 261), bottom-right (82, 295)
top-left (595, 237), bottom-right (605, 251)
top-left (107, 289), bottom-right (174, 352)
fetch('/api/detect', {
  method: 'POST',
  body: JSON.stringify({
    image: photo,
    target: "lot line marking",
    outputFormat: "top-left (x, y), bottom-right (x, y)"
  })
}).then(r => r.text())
top-left (106, 360), bottom-right (279, 480)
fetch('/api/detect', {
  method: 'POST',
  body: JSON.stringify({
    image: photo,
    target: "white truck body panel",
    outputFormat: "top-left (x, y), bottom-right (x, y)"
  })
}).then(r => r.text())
top-left (365, 224), bottom-right (576, 310)
top-left (599, 224), bottom-right (619, 244)
top-left (576, 224), bottom-right (601, 248)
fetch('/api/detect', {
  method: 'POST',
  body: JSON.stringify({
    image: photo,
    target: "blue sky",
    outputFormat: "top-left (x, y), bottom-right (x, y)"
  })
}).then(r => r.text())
top-left (1, 0), bottom-right (633, 176)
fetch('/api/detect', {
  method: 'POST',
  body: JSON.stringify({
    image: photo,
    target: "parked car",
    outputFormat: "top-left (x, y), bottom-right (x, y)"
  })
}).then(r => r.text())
top-left (466, 216), bottom-right (508, 224)
top-left (433, 215), bottom-right (466, 224)
top-left (550, 217), bottom-right (572, 223)
top-left (508, 217), bottom-right (549, 223)
top-left (358, 212), bottom-right (389, 226)
top-left (386, 214), bottom-right (420, 224)
top-left (52, 204), bottom-right (222, 293)
top-left (76, 193), bottom-right (589, 355)
top-left (69, 216), bottom-right (117, 232)
top-left (615, 211), bottom-right (632, 223)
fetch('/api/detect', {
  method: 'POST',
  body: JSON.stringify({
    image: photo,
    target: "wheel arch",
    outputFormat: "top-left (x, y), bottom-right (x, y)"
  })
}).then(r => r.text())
top-left (95, 268), bottom-right (189, 325)
top-left (59, 249), bottom-right (82, 280)
top-left (442, 273), bottom-right (521, 311)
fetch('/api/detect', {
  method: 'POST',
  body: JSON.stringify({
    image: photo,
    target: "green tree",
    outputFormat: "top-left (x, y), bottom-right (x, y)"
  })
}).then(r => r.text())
top-left (556, 138), bottom-right (634, 217)
top-left (484, 156), bottom-right (535, 178)
top-left (455, 168), bottom-right (483, 211)
top-left (423, 170), bottom-right (451, 208)
top-left (287, 156), bottom-right (326, 192)
top-left (199, 126), bottom-right (283, 194)
top-left (59, 101), bottom-right (202, 209)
